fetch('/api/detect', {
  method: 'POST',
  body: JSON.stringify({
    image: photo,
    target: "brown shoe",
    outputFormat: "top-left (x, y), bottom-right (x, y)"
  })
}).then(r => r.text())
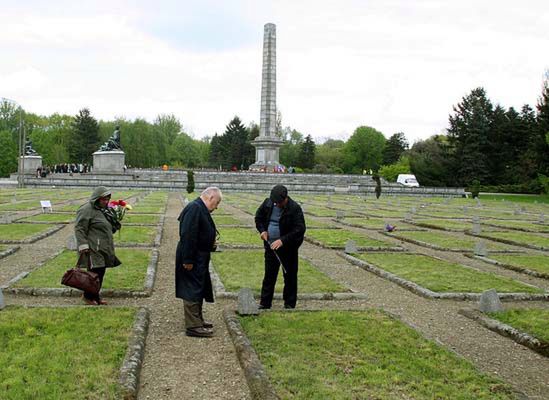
top-left (82, 296), bottom-right (98, 306)
top-left (203, 321), bottom-right (213, 329)
top-left (97, 299), bottom-right (108, 305)
top-left (186, 327), bottom-right (213, 338)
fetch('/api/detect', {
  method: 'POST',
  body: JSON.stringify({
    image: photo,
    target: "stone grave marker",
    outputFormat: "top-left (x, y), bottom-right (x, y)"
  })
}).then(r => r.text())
top-left (539, 214), bottom-right (545, 224)
top-left (475, 198), bottom-right (482, 207)
top-left (404, 213), bottom-right (412, 222)
top-left (0, 214), bottom-right (10, 224)
top-left (443, 197), bottom-right (451, 205)
top-left (513, 208), bottom-right (521, 216)
top-left (336, 211), bottom-right (344, 220)
top-left (11, 195), bottom-right (17, 204)
top-left (410, 207), bottom-right (417, 214)
top-left (479, 289), bottom-right (503, 312)
top-left (0, 288), bottom-right (4, 310)
top-left (66, 234), bottom-right (78, 250)
top-left (344, 240), bottom-right (358, 254)
top-left (237, 288), bottom-right (259, 315)
top-left (471, 222), bottom-right (482, 235)
top-left (474, 241), bottom-right (488, 257)
top-left (463, 206), bottom-right (469, 214)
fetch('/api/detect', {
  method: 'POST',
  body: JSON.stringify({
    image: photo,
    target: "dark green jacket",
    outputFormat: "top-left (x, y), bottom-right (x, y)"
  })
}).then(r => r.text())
top-left (75, 186), bottom-right (121, 269)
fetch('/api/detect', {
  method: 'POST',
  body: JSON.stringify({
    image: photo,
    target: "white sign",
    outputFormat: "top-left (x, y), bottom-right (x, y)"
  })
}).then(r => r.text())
top-left (40, 200), bottom-right (52, 213)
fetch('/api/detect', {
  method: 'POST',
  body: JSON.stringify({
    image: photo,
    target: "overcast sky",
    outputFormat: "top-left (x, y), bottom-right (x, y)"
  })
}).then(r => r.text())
top-left (1, 0), bottom-right (548, 144)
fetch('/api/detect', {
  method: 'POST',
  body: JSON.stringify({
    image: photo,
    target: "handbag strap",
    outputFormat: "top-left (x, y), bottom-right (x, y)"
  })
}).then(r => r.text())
top-left (76, 252), bottom-right (92, 271)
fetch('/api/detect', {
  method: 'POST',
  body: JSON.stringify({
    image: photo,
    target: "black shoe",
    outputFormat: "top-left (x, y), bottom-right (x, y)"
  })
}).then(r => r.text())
top-left (203, 320), bottom-right (213, 329)
top-left (258, 304), bottom-right (271, 310)
top-left (186, 327), bottom-right (213, 338)
top-left (284, 305), bottom-right (295, 309)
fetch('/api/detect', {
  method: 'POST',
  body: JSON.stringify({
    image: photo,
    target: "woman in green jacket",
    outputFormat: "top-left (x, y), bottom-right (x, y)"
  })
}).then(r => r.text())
top-left (75, 186), bottom-right (121, 305)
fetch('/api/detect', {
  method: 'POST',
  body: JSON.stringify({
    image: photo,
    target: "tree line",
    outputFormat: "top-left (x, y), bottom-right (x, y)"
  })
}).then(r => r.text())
top-left (1, 76), bottom-right (548, 192)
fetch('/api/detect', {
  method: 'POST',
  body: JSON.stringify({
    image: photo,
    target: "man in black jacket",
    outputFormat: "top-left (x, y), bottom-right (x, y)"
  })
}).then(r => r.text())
top-left (255, 184), bottom-right (306, 309)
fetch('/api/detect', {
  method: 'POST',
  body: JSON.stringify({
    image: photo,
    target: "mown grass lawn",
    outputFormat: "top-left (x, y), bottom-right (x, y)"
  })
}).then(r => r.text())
top-left (479, 231), bottom-right (549, 248)
top-left (123, 214), bottom-right (161, 225)
top-left (19, 213), bottom-right (75, 223)
top-left (55, 204), bottom-right (82, 212)
top-left (218, 227), bottom-right (261, 246)
top-left (114, 226), bottom-right (157, 245)
top-left (483, 219), bottom-right (549, 232)
top-left (240, 310), bottom-right (516, 399)
top-left (479, 193), bottom-right (549, 204)
top-left (0, 224), bottom-right (57, 241)
top-left (211, 250), bottom-right (346, 293)
top-left (14, 248), bottom-right (152, 290)
top-left (304, 207), bottom-right (339, 217)
top-left (307, 228), bottom-right (395, 248)
top-left (392, 231), bottom-right (508, 250)
top-left (489, 254), bottom-right (549, 276)
top-left (413, 218), bottom-right (474, 231)
top-left (304, 217), bottom-right (334, 228)
top-left (342, 217), bottom-right (402, 229)
top-left (355, 253), bottom-right (542, 293)
top-left (0, 200), bottom-right (41, 211)
top-left (0, 307), bottom-right (135, 399)
top-left (213, 214), bottom-right (242, 225)
top-left (131, 204), bottom-right (165, 214)
top-left (488, 309), bottom-right (549, 343)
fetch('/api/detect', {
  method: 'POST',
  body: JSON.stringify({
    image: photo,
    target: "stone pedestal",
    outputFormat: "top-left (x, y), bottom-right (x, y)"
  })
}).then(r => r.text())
top-left (249, 136), bottom-right (284, 172)
top-left (21, 155), bottom-right (42, 174)
top-left (93, 150), bottom-right (125, 173)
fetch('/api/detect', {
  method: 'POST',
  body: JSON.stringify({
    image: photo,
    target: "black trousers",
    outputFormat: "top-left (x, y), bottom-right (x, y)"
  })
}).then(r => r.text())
top-left (84, 267), bottom-right (106, 301)
top-left (260, 247), bottom-right (298, 308)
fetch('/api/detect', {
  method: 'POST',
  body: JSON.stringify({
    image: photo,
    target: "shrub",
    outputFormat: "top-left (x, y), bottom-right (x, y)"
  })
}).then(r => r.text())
top-left (186, 170), bottom-right (195, 193)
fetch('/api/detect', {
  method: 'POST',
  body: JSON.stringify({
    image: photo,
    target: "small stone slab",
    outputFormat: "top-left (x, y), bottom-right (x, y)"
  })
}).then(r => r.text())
top-left (344, 240), bottom-right (358, 254)
top-left (238, 288), bottom-right (259, 315)
top-left (335, 211), bottom-right (344, 220)
top-left (479, 289), bottom-right (503, 312)
top-left (474, 241), bottom-right (488, 257)
top-left (539, 214), bottom-right (545, 224)
top-left (472, 222), bottom-right (482, 235)
top-left (0, 288), bottom-right (4, 310)
top-left (66, 234), bottom-right (77, 250)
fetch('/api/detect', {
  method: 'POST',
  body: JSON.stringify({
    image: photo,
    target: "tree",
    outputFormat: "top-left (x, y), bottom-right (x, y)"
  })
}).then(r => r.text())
top-left (408, 135), bottom-right (452, 186)
top-left (382, 132), bottom-right (408, 165)
top-left (0, 99), bottom-right (22, 143)
top-left (280, 128), bottom-right (303, 167)
top-left (379, 156), bottom-right (411, 182)
top-left (342, 126), bottom-right (386, 174)
top-left (0, 130), bottom-right (18, 177)
top-left (316, 139), bottom-right (345, 173)
top-left (535, 76), bottom-right (549, 175)
top-left (70, 108), bottom-right (101, 164)
top-left (447, 87), bottom-right (493, 186)
top-left (29, 113), bottom-right (73, 165)
top-left (153, 114), bottom-right (182, 164)
top-left (296, 134), bottom-right (316, 170)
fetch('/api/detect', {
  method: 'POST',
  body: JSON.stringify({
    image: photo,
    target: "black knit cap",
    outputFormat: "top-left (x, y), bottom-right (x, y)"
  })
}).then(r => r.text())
top-left (270, 184), bottom-right (288, 203)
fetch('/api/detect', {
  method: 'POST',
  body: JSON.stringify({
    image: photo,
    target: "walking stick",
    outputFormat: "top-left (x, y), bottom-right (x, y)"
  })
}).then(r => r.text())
top-left (264, 240), bottom-right (287, 274)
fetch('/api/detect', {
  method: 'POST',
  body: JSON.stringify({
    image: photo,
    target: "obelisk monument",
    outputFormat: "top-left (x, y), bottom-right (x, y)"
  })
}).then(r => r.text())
top-left (249, 23), bottom-right (283, 172)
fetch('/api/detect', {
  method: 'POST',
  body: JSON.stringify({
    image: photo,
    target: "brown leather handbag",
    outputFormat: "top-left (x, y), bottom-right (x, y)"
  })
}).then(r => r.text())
top-left (61, 252), bottom-right (100, 295)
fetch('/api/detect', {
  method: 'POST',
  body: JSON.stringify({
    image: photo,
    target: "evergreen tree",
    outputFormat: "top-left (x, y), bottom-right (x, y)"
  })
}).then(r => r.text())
top-left (382, 132), bottom-right (408, 165)
top-left (70, 108), bottom-right (101, 164)
top-left (447, 87), bottom-right (493, 186)
top-left (0, 130), bottom-right (18, 177)
top-left (224, 116), bottom-right (249, 170)
top-left (536, 77), bottom-right (549, 175)
top-left (208, 134), bottom-right (225, 169)
top-left (409, 135), bottom-right (452, 186)
top-left (296, 134), bottom-right (316, 170)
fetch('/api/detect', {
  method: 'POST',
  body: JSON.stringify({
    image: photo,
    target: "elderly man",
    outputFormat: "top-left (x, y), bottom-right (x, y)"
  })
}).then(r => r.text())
top-left (255, 184), bottom-right (306, 309)
top-left (176, 187), bottom-right (222, 338)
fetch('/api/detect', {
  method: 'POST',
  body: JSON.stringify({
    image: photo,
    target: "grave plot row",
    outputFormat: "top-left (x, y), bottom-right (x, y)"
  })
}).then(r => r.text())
top-left (471, 254), bottom-right (549, 280)
top-left (341, 252), bottom-right (547, 300)
top-left (0, 223), bottom-right (65, 244)
top-left (5, 247), bottom-right (159, 297)
top-left (305, 228), bottom-right (405, 251)
top-left (468, 231), bottom-right (549, 251)
top-left (338, 216), bottom-right (419, 231)
top-left (226, 310), bottom-right (521, 399)
top-left (0, 306), bottom-right (148, 399)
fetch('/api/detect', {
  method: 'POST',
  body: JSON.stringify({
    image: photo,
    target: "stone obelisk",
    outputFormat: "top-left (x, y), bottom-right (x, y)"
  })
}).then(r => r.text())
top-left (249, 23), bottom-right (283, 172)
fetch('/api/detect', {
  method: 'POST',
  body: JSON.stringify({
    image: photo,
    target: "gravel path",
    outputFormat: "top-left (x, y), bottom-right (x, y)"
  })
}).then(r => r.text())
top-left (3, 195), bottom-right (549, 399)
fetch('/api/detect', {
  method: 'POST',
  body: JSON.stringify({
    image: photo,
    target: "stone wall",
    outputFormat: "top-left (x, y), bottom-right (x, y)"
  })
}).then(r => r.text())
top-left (6, 170), bottom-right (467, 197)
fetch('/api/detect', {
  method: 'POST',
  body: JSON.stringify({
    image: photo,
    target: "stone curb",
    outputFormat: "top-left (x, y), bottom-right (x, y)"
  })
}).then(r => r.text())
top-left (208, 261), bottom-right (367, 301)
top-left (223, 309), bottom-right (280, 400)
top-left (481, 222), bottom-right (549, 234)
top-left (466, 254), bottom-right (549, 280)
top-left (403, 220), bottom-right (468, 232)
top-left (13, 219), bottom-right (73, 224)
top-left (458, 308), bottom-right (549, 358)
top-left (4, 248), bottom-right (159, 297)
top-left (465, 232), bottom-right (549, 252)
top-left (381, 232), bottom-right (523, 254)
top-left (304, 236), bottom-right (405, 252)
top-left (119, 307), bottom-right (150, 400)
top-left (0, 224), bottom-right (65, 244)
top-left (339, 252), bottom-right (549, 301)
top-left (336, 219), bottom-right (422, 232)
top-left (0, 245), bottom-right (20, 260)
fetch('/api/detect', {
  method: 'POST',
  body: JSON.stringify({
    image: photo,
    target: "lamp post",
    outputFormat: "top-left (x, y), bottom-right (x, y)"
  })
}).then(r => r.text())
top-left (0, 97), bottom-right (24, 188)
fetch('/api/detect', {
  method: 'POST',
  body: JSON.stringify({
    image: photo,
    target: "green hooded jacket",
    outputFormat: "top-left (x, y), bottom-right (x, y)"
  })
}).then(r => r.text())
top-left (74, 186), bottom-right (121, 269)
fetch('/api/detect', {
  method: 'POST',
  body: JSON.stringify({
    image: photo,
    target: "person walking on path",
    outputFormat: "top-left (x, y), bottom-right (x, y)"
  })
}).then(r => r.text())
top-left (255, 184), bottom-right (306, 309)
top-left (175, 187), bottom-right (222, 338)
top-left (74, 186), bottom-right (121, 305)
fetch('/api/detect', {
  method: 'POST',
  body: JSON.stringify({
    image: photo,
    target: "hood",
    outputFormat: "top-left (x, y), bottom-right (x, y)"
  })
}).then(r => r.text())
top-left (89, 186), bottom-right (111, 205)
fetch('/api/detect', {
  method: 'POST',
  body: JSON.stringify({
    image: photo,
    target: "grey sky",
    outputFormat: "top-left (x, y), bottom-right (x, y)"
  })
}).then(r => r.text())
top-left (1, 0), bottom-right (548, 143)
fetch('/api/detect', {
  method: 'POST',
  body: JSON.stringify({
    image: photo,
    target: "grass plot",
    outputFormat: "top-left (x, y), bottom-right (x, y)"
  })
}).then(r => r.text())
top-left (240, 310), bottom-right (516, 399)
top-left (306, 228), bottom-right (393, 248)
top-left (114, 226), bottom-right (157, 245)
top-left (0, 224), bottom-right (57, 241)
top-left (19, 213), bottom-right (75, 223)
top-left (488, 309), bottom-right (549, 343)
top-left (0, 307), bottom-right (136, 399)
top-left (390, 231), bottom-right (509, 251)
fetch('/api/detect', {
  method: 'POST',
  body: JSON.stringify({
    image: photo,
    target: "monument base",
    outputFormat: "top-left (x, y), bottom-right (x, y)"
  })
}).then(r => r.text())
top-left (250, 136), bottom-right (283, 172)
top-left (21, 155), bottom-right (43, 174)
top-left (93, 151), bottom-right (125, 173)
top-left (248, 161), bottom-right (286, 173)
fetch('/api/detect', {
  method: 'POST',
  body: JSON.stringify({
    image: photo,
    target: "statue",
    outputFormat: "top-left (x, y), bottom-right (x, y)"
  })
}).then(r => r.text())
top-left (99, 125), bottom-right (122, 151)
top-left (24, 140), bottom-right (38, 156)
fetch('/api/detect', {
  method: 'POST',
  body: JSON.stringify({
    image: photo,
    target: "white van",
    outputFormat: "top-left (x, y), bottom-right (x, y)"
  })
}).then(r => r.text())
top-left (397, 174), bottom-right (419, 187)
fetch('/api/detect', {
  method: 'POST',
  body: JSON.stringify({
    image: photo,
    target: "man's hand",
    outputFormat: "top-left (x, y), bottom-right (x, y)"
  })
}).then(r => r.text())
top-left (79, 248), bottom-right (90, 255)
top-left (183, 264), bottom-right (193, 271)
top-left (260, 231), bottom-right (269, 242)
top-left (270, 239), bottom-right (283, 250)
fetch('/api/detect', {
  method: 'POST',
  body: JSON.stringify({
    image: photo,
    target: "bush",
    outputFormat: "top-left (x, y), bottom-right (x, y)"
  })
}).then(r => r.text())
top-left (472, 179), bottom-right (544, 194)
top-left (470, 179), bottom-right (480, 198)
top-left (186, 170), bottom-right (195, 193)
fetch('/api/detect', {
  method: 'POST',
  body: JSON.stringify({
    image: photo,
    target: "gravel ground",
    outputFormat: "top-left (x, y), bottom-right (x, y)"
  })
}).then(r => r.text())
top-left (2, 195), bottom-right (549, 399)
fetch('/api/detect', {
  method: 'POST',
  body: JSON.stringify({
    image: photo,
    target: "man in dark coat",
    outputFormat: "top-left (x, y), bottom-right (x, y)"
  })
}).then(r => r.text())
top-left (176, 187), bottom-right (222, 338)
top-left (255, 184), bottom-right (306, 309)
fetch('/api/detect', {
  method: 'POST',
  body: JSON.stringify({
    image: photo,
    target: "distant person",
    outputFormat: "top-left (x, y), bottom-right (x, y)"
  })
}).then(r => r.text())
top-left (74, 186), bottom-right (121, 305)
top-left (255, 184), bottom-right (306, 309)
top-left (175, 187), bottom-right (222, 338)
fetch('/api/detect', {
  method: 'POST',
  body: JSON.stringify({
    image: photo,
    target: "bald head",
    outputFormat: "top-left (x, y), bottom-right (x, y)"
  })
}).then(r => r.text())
top-left (200, 187), bottom-right (223, 212)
